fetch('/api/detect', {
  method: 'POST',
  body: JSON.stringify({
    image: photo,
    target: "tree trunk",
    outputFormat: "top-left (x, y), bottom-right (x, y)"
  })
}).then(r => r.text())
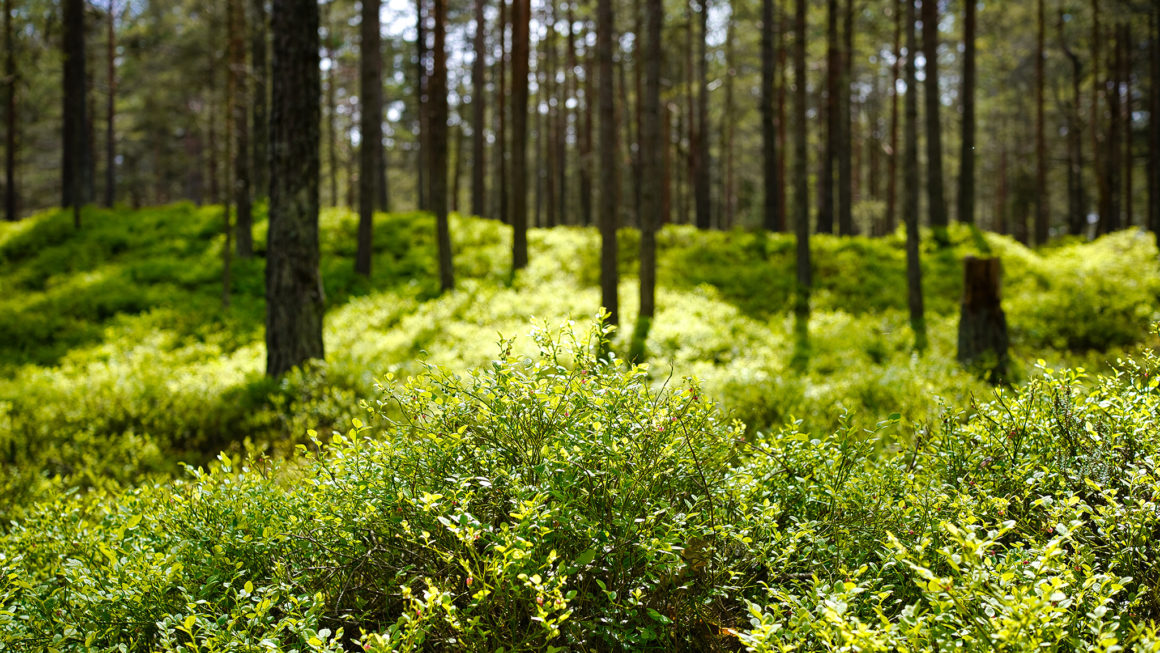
top-left (1103, 24), bottom-right (1122, 234)
top-left (722, 16), bottom-right (734, 229)
top-left (471, 0), bottom-right (487, 217)
top-left (250, 0), bottom-right (268, 201)
top-left (495, 0), bottom-right (509, 223)
top-left (1059, 8), bottom-right (1086, 236)
top-left (921, 0), bottom-right (947, 237)
top-left (837, 0), bottom-right (853, 235)
top-left (957, 257), bottom-right (1009, 383)
top-left (958, 0), bottom-right (976, 226)
top-left (451, 121), bottom-right (464, 212)
top-left (556, 5), bottom-right (570, 226)
top-left (230, 0), bottom-right (252, 258)
top-left (357, 0), bottom-right (382, 277)
top-left (1034, 0), bottom-right (1048, 244)
top-left (1092, 0), bottom-right (1106, 229)
top-left (761, 0), bottom-right (779, 232)
top-left (417, 0), bottom-right (429, 211)
top-left (598, 0), bottom-right (618, 326)
top-left (323, 4), bottom-right (339, 207)
top-left (818, 0), bottom-right (837, 235)
top-left (4, 0), bottom-right (16, 221)
top-left (432, 0), bottom-right (453, 291)
top-left (905, 0), bottom-right (926, 350)
top-left (267, 0), bottom-right (323, 377)
top-left (511, 0), bottom-right (530, 269)
top-left (1150, 11), bottom-right (1160, 243)
top-left (62, 0), bottom-right (90, 218)
top-left (578, 12), bottom-right (593, 226)
top-left (793, 0), bottom-right (810, 320)
top-left (692, 0), bottom-right (710, 229)
top-left (1123, 23), bottom-right (1133, 228)
top-left (884, 0), bottom-right (900, 235)
top-left (104, 0), bottom-right (116, 208)
top-left (776, 6), bottom-right (788, 231)
top-left (224, 0), bottom-right (236, 308)
top-left (640, 0), bottom-right (661, 319)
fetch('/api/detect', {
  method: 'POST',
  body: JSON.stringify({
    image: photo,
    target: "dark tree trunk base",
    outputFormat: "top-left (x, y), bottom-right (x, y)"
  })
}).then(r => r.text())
top-left (957, 256), bottom-right (1009, 383)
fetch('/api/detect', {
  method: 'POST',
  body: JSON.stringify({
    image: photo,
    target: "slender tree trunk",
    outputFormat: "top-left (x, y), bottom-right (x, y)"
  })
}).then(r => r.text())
top-left (793, 0), bottom-right (810, 321)
top-left (323, 4), bottom-right (339, 207)
top-left (250, 0), bottom-right (268, 200)
top-left (62, 0), bottom-right (90, 220)
top-left (776, 7), bottom-right (788, 231)
top-left (496, 0), bottom-right (509, 223)
top-left (104, 0), bottom-right (115, 208)
top-left (1060, 8), bottom-right (1086, 236)
top-left (837, 0), bottom-right (853, 235)
top-left (762, 0), bottom-right (779, 232)
top-left (534, 39), bottom-right (545, 229)
top-left (556, 5), bottom-right (569, 226)
top-left (598, 0), bottom-right (618, 326)
top-left (451, 121), bottom-right (464, 212)
top-left (417, 0), bottom-right (429, 211)
top-left (958, 0), bottom-right (975, 226)
top-left (230, 0), bottom-right (252, 258)
top-left (378, 43), bottom-right (390, 213)
top-left (905, 0), bottom-right (926, 350)
top-left (921, 0), bottom-right (947, 236)
top-left (818, 0), bottom-right (837, 235)
top-left (357, 0), bottom-right (382, 277)
top-left (511, 0), bottom-right (530, 268)
top-left (684, 4), bottom-right (693, 226)
top-left (1149, 11), bottom-right (1160, 242)
top-left (432, 0), bottom-right (453, 291)
top-left (693, 0), bottom-right (710, 229)
top-left (224, 0), bottom-right (236, 308)
top-left (543, 12), bottom-right (557, 229)
top-left (631, 0), bottom-right (643, 228)
top-left (266, 0), bottom-right (323, 378)
top-left (638, 0), bottom-right (661, 332)
top-left (1034, 0), bottom-right (1048, 244)
top-left (1092, 0), bottom-right (1107, 228)
top-left (471, 0), bottom-right (487, 217)
top-left (578, 13), bottom-right (593, 226)
top-left (722, 15), bottom-right (734, 229)
top-left (885, 0), bottom-right (900, 235)
top-left (1123, 23), bottom-right (1133, 228)
top-left (1104, 24), bottom-right (1122, 233)
top-left (4, 0), bottom-right (16, 221)
top-left (662, 103), bottom-right (672, 224)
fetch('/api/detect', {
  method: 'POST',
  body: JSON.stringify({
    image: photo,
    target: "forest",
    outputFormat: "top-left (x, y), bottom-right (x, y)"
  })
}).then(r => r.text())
top-left (1, 0), bottom-right (1160, 649)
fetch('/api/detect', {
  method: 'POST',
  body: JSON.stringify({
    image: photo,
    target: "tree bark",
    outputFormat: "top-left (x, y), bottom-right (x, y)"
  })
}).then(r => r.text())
top-left (639, 0), bottom-right (661, 322)
top-left (250, 0), bottom-right (269, 201)
top-left (761, 0), bottom-right (780, 232)
top-left (793, 0), bottom-right (810, 319)
top-left (323, 3), bottom-right (339, 207)
top-left (495, 0), bottom-right (509, 223)
top-left (4, 0), bottom-right (16, 221)
top-left (884, 0), bottom-right (900, 235)
top-left (266, 0), bottom-right (324, 378)
top-left (578, 11), bottom-right (593, 226)
top-left (776, 6), bottom-right (788, 231)
top-left (692, 0), bottom-right (710, 229)
top-left (1150, 11), bottom-right (1160, 243)
top-left (1034, 0), bottom-right (1048, 244)
top-left (837, 0), bottom-right (853, 235)
top-left (357, 0), bottom-right (382, 277)
top-left (818, 0), bottom-right (837, 234)
top-left (1059, 8), bottom-right (1086, 236)
top-left (921, 0), bottom-right (947, 236)
top-left (958, 0), bottom-right (976, 226)
top-left (1103, 24), bottom-right (1122, 234)
top-left (1092, 0), bottom-right (1106, 230)
top-left (104, 0), bottom-right (116, 208)
top-left (511, 0), bottom-right (530, 269)
top-left (62, 0), bottom-right (90, 218)
top-left (417, 0), bottom-right (429, 211)
top-left (1123, 23), bottom-right (1133, 228)
top-left (432, 0), bottom-right (453, 291)
top-left (722, 15), bottom-right (734, 229)
top-left (957, 256), bottom-right (1009, 383)
top-left (598, 0), bottom-right (618, 326)
top-left (471, 0), bottom-right (487, 217)
top-left (230, 0), bottom-right (253, 258)
top-left (905, 0), bottom-right (926, 350)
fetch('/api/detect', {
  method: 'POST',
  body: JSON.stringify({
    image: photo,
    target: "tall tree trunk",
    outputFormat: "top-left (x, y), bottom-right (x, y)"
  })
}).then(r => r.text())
top-left (250, 0), bottom-right (269, 200)
top-left (209, 86), bottom-right (220, 207)
top-left (793, 0), bottom-right (810, 323)
top-left (1034, 0), bottom-right (1048, 244)
top-left (357, 0), bottom-right (382, 277)
top-left (1123, 23), bottom-right (1133, 228)
top-left (1104, 24), bottom-right (1122, 234)
top-left (578, 12), bottom-right (593, 226)
top-left (556, 4), bottom-right (570, 226)
top-left (471, 0), bottom-right (487, 217)
top-left (722, 15), bottom-right (734, 229)
top-left (511, 0), bottom-right (530, 268)
top-left (1149, 11), bottom-right (1160, 242)
top-left (378, 42), bottom-right (391, 213)
top-left (230, 0), bottom-right (252, 258)
top-left (544, 11), bottom-right (557, 229)
top-left (417, 0), bottom-right (429, 211)
top-left (837, 0), bottom-right (853, 235)
top-left (432, 0), bottom-right (453, 291)
top-left (104, 0), bottom-right (115, 208)
top-left (958, 0), bottom-right (976, 226)
top-left (692, 0), bottom-right (710, 229)
top-left (62, 0), bottom-right (90, 220)
top-left (683, 3), bottom-right (693, 226)
top-left (3, 0), bottom-right (14, 221)
top-left (637, 0), bottom-right (662, 342)
top-left (534, 39), bottom-right (545, 228)
top-left (597, 0), bottom-right (618, 326)
top-left (266, 0), bottom-right (323, 378)
top-left (885, 0), bottom-right (900, 235)
top-left (818, 0), bottom-right (837, 234)
top-left (921, 0), bottom-right (947, 236)
top-left (905, 0), bottom-right (926, 350)
top-left (1060, 8), bottom-right (1086, 236)
top-left (495, 0), bottom-right (509, 223)
top-left (1092, 0), bottom-right (1106, 228)
top-left (323, 4), bottom-right (338, 207)
top-left (224, 0), bottom-right (236, 308)
top-left (762, 0), bottom-right (778, 232)
top-left (776, 5), bottom-right (788, 231)
top-left (451, 121), bottom-right (464, 212)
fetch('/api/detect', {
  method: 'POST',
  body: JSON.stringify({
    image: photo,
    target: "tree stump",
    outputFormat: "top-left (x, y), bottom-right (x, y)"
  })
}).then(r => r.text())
top-left (957, 256), bottom-right (1009, 383)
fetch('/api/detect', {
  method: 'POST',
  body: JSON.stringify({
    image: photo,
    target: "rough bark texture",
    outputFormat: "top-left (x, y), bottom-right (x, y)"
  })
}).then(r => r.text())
top-left (431, 0), bottom-right (453, 291)
top-left (837, 0), bottom-right (853, 235)
top-left (921, 0), bottom-right (946, 235)
top-left (1060, 9), bottom-right (1086, 236)
top-left (693, 0), bottom-right (710, 230)
top-left (793, 0), bottom-right (810, 318)
top-left (4, 0), bottom-right (16, 221)
top-left (818, 0), bottom-right (837, 234)
top-left (471, 0), bottom-right (486, 217)
top-left (1150, 12), bottom-right (1160, 243)
top-left (1092, 0), bottom-right (1106, 230)
top-left (1103, 24), bottom-right (1122, 234)
top-left (639, 0), bottom-right (661, 321)
top-left (1034, 0), bottom-right (1048, 244)
top-left (105, 0), bottom-right (116, 208)
top-left (230, 0), bottom-right (253, 258)
top-left (495, 0), bottom-right (508, 223)
top-left (417, 0), bottom-right (428, 211)
top-left (62, 0), bottom-right (90, 215)
top-left (905, 0), bottom-right (926, 350)
top-left (250, 0), bottom-right (268, 201)
top-left (597, 0), bottom-right (618, 326)
top-left (266, 0), bottom-right (323, 378)
top-left (1123, 24), bottom-right (1133, 228)
top-left (958, 0), bottom-right (976, 226)
top-left (356, 0), bottom-right (382, 277)
top-left (957, 256), bottom-right (1009, 383)
top-left (761, 0), bottom-right (780, 232)
top-left (511, 0), bottom-right (530, 269)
